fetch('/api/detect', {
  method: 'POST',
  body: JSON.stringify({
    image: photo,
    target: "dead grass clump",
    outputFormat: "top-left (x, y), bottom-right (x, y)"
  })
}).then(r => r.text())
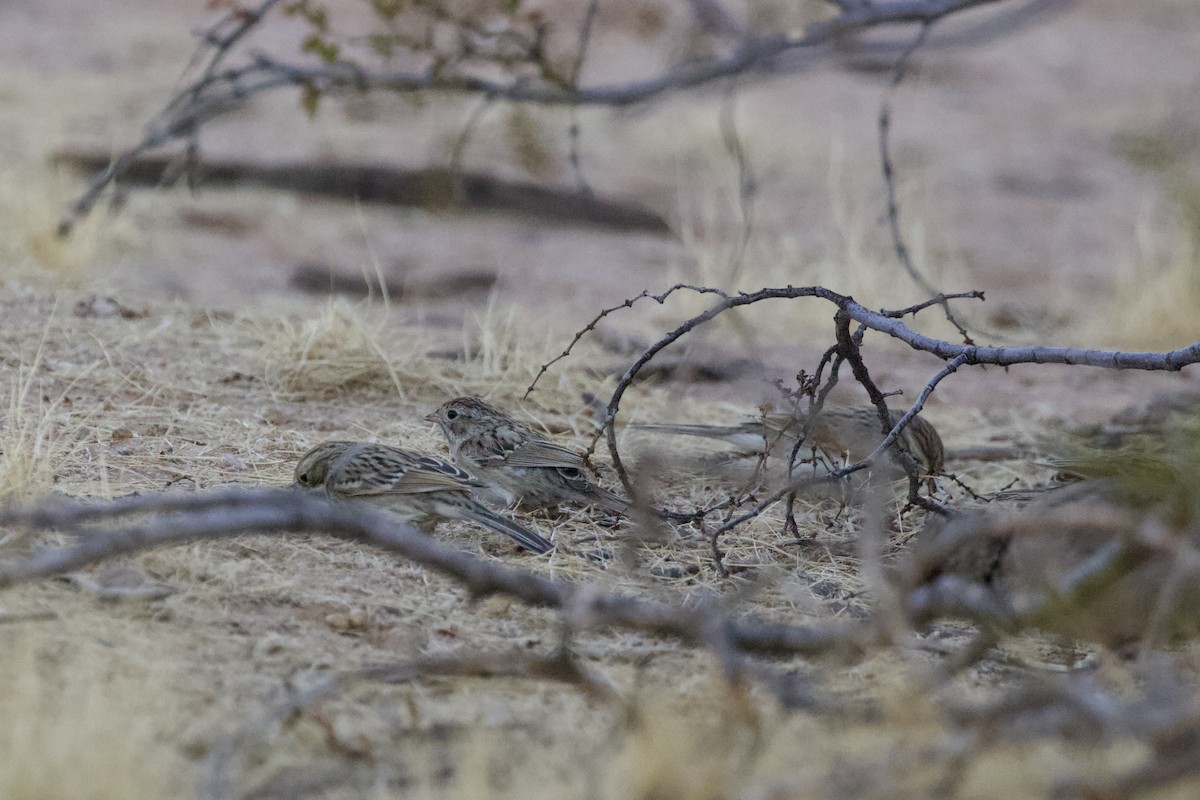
top-left (251, 294), bottom-right (584, 420)
top-left (609, 692), bottom-right (761, 800)
top-left (455, 295), bottom-right (566, 399)
top-left (0, 338), bottom-right (88, 506)
top-left (0, 632), bottom-right (187, 799)
top-left (257, 299), bottom-right (408, 399)
top-left (0, 163), bottom-right (129, 289)
top-left (1097, 201), bottom-right (1200, 350)
top-left (661, 150), bottom-right (967, 346)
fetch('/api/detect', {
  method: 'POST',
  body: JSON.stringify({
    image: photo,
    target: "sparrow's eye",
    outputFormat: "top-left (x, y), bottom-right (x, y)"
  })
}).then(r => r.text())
top-left (446, 409), bottom-right (459, 420)
top-left (298, 472), bottom-right (309, 483)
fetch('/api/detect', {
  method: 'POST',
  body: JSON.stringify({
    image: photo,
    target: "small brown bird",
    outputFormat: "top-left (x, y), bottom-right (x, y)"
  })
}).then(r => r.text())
top-left (631, 404), bottom-right (945, 478)
top-left (294, 440), bottom-right (553, 554)
top-left (426, 397), bottom-right (630, 513)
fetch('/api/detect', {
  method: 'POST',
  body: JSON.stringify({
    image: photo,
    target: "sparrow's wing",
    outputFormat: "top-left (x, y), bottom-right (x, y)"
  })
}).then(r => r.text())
top-left (332, 447), bottom-right (482, 496)
top-left (499, 438), bottom-right (589, 470)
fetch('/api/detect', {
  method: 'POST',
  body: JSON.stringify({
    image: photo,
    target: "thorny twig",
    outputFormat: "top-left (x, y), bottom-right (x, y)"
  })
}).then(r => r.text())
top-left (881, 291), bottom-right (987, 319)
top-left (523, 283), bottom-right (727, 401)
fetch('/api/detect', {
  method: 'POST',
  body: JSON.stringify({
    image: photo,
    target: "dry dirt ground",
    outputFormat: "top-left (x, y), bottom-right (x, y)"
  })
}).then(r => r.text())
top-left (3, 0), bottom-right (1200, 798)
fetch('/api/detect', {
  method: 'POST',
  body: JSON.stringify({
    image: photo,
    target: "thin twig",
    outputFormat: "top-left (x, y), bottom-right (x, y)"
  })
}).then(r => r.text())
top-left (718, 75), bottom-right (755, 288)
top-left (565, 0), bottom-right (600, 196)
top-left (877, 20), bottom-right (982, 344)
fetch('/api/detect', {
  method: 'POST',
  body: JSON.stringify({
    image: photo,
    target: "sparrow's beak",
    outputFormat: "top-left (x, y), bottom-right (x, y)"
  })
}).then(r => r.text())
top-left (423, 411), bottom-right (439, 423)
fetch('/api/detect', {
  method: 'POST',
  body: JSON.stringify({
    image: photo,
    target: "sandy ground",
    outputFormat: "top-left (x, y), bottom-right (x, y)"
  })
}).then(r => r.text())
top-left (2, 0), bottom-right (1200, 797)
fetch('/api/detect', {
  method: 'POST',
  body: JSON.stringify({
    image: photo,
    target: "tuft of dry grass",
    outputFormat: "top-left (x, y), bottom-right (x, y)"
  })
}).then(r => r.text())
top-left (0, 163), bottom-right (131, 289)
top-left (1096, 199), bottom-right (1200, 350)
top-left (252, 294), bottom-right (576, 417)
top-left (658, 146), bottom-right (968, 349)
top-left (0, 630), bottom-right (188, 799)
top-left (0, 314), bottom-right (92, 505)
top-left (256, 298), bottom-right (409, 399)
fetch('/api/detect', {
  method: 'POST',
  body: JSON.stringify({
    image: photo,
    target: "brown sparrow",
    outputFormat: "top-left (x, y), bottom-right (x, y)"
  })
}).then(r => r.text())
top-left (426, 397), bottom-right (630, 514)
top-left (632, 404), bottom-right (945, 478)
top-left (294, 440), bottom-right (553, 554)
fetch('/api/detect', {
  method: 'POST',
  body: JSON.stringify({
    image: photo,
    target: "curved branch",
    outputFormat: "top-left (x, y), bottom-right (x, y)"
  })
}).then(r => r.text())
top-left (588, 284), bottom-right (1199, 496)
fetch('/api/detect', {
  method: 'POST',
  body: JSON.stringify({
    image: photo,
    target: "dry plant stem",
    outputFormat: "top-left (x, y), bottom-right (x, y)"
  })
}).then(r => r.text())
top-left (877, 19), bottom-right (982, 341)
top-left (565, 0), bottom-right (600, 196)
top-left (719, 75), bottom-right (755, 288)
top-left (0, 489), bottom-right (870, 659)
top-left (880, 291), bottom-right (987, 319)
top-left (524, 283), bottom-right (726, 399)
top-left (880, 20), bottom-right (989, 343)
top-left (880, 21), bottom-right (934, 297)
top-left (833, 309), bottom-right (922, 485)
top-left (60, 0), bottom-right (1014, 232)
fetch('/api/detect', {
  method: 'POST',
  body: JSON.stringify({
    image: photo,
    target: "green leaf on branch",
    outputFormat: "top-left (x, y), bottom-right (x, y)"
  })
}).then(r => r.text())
top-left (370, 0), bottom-right (405, 21)
top-left (302, 32), bottom-right (340, 64)
top-left (284, 0), bottom-right (328, 32)
top-left (300, 83), bottom-right (322, 118)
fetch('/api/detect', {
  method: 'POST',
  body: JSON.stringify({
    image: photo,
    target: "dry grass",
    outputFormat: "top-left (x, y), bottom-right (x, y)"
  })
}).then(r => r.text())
top-left (0, 162), bottom-right (132, 289)
top-left (655, 145), bottom-right (970, 353)
top-left (256, 299), bottom-right (410, 399)
top-left (1097, 198), bottom-right (1200, 350)
top-left (0, 628), bottom-right (188, 799)
top-left (0, 308), bottom-right (95, 505)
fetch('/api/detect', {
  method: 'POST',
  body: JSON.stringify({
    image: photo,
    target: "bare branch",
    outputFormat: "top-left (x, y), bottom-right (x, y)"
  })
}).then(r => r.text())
top-left (579, 284), bottom-right (1200, 501)
top-left (59, 0), bottom-right (1017, 232)
top-left (0, 489), bottom-right (870, 660)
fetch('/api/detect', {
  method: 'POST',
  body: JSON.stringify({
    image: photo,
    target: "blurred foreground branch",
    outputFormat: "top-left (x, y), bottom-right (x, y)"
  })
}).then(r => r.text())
top-left (0, 488), bottom-right (871, 661)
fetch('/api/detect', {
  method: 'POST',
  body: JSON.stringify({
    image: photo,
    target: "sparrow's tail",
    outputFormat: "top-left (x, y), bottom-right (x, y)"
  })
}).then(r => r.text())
top-left (468, 503), bottom-right (554, 554)
top-left (589, 484), bottom-right (632, 514)
top-left (629, 422), bottom-right (750, 439)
